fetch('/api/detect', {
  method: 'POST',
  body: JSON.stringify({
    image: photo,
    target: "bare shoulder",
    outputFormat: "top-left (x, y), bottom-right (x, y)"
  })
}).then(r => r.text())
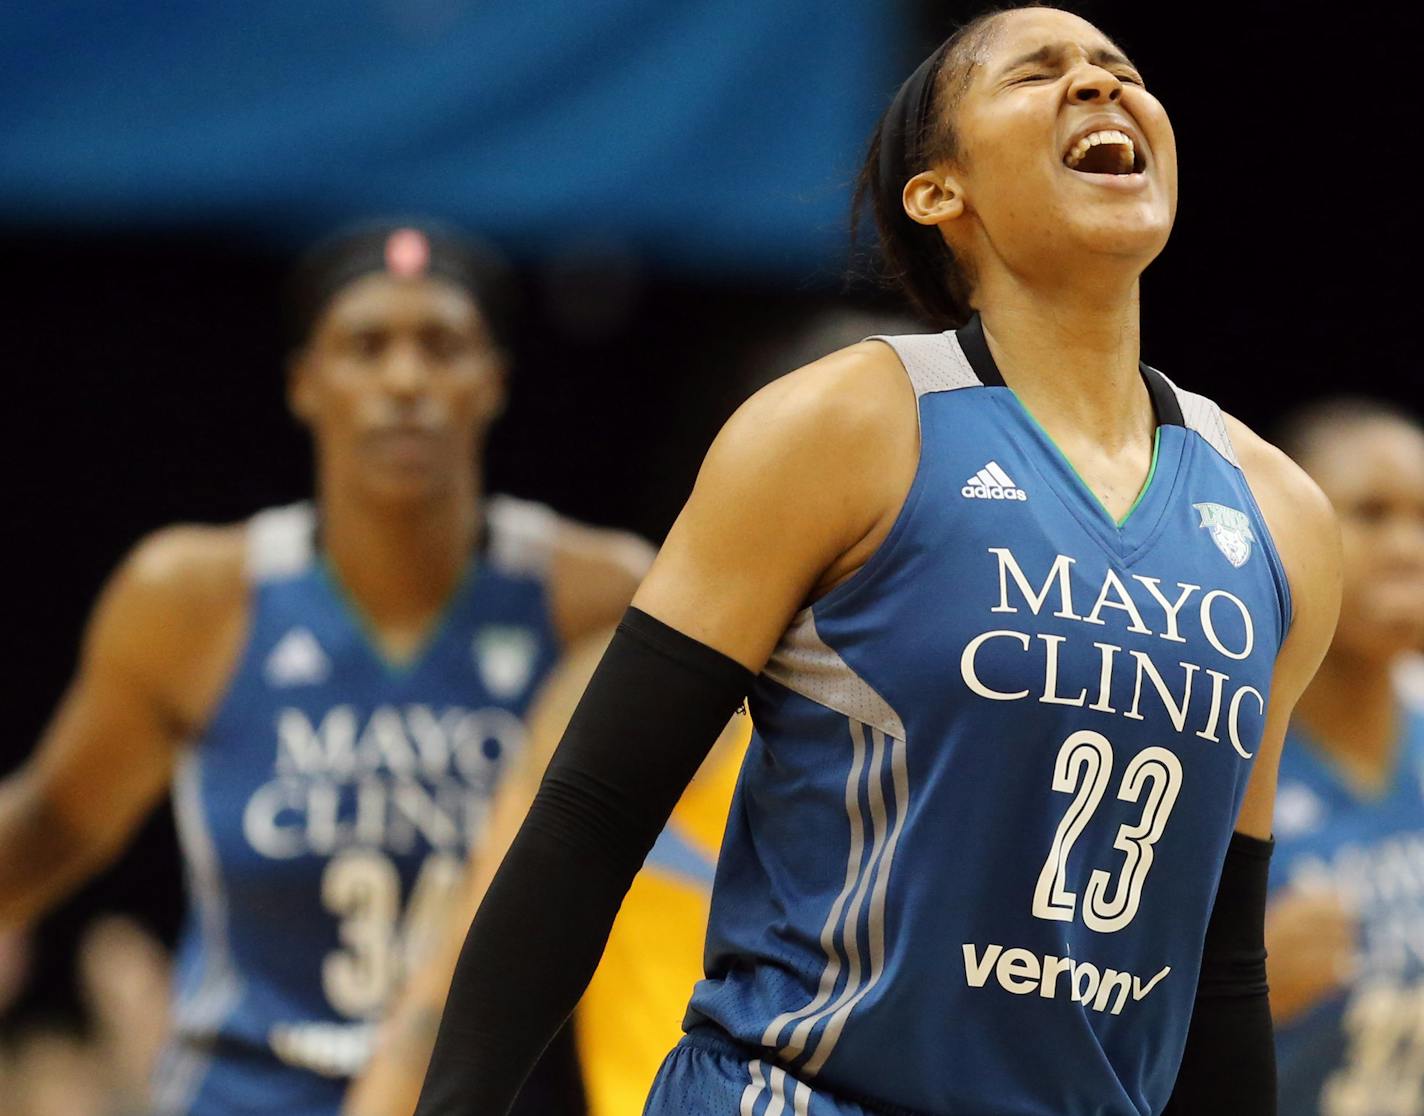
top-left (88, 522), bottom-right (249, 726)
top-left (702, 339), bottom-right (917, 542)
top-left (1223, 414), bottom-right (1336, 563)
top-left (119, 522), bottom-right (247, 602)
top-left (630, 340), bottom-right (919, 664)
top-left (547, 516), bottom-right (655, 644)
top-left (717, 339), bottom-right (915, 461)
top-left (550, 519), bottom-right (654, 585)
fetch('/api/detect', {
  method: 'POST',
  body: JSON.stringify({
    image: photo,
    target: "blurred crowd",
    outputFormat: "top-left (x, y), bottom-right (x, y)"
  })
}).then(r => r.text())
top-left (1, 919), bottom-right (168, 1116)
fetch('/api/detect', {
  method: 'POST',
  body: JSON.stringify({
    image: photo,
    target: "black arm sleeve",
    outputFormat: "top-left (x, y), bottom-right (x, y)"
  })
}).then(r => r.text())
top-left (413, 606), bottom-right (754, 1116)
top-left (1163, 832), bottom-right (1276, 1115)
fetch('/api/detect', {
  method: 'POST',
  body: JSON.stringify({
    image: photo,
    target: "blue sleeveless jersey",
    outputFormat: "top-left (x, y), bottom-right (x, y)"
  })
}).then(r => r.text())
top-left (683, 320), bottom-right (1292, 1116)
top-left (151, 497), bottom-right (562, 1116)
top-left (1271, 705), bottom-right (1424, 1115)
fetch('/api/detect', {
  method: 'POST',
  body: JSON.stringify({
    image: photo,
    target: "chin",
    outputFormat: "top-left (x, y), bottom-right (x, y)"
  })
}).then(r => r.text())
top-left (360, 469), bottom-right (452, 508)
top-left (1066, 213), bottom-right (1172, 263)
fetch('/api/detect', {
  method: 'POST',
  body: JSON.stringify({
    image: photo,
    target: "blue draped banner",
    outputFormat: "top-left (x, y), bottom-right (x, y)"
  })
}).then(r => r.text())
top-left (0, 1), bottom-right (905, 274)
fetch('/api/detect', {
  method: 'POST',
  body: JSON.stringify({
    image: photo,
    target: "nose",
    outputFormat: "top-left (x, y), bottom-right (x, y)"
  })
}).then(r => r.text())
top-left (1067, 64), bottom-right (1123, 105)
top-left (380, 340), bottom-right (430, 399)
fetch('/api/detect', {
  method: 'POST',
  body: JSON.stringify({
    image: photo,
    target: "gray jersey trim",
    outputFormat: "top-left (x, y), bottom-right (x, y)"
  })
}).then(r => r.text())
top-left (245, 502), bottom-right (316, 583)
top-left (866, 331), bottom-right (983, 398)
top-left (1152, 368), bottom-right (1241, 468)
top-left (763, 609), bottom-right (906, 742)
top-left (151, 752), bottom-right (244, 1115)
top-left (486, 494), bottom-right (559, 580)
top-left (243, 496), bottom-right (558, 586)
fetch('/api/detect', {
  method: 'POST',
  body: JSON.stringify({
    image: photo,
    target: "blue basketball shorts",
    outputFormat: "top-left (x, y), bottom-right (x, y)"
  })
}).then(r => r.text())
top-left (644, 1030), bottom-right (892, 1116)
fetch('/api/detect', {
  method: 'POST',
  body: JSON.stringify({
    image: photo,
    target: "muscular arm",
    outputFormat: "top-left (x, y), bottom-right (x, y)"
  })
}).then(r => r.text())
top-left (0, 527), bottom-right (244, 929)
top-left (1230, 418), bottom-right (1343, 838)
top-left (1164, 416), bottom-right (1343, 1115)
top-left (410, 344), bottom-right (918, 1115)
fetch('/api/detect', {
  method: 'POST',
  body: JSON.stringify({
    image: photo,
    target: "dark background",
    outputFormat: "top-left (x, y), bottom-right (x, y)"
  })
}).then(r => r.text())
top-left (3, 0), bottom-right (1416, 1030)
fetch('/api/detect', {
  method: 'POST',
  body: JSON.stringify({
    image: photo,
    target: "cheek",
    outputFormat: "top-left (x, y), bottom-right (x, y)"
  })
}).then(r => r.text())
top-left (974, 104), bottom-right (1054, 179)
top-left (305, 368), bottom-right (367, 427)
top-left (439, 373), bottom-right (495, 425)
top-left (963, 123), bottom-right (1059, 227)
top-left (1135, 95), bottom-right (1178, 180)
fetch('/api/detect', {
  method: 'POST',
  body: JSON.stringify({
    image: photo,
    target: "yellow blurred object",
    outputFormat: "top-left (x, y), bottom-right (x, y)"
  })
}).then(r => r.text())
top-left (577, 713), bottom-right (751, 1116)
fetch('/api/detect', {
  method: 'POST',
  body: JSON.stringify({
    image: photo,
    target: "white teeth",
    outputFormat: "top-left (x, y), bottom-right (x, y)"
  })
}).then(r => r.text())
top-left (1064, 129), bottom-right (1138, 171)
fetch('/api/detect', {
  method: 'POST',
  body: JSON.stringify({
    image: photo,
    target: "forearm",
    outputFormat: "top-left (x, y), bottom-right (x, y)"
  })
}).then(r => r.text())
top-left (1163, 833), bottom-right (1275, 1115)
top-left (0, 775), bottom-right (104, 928)
top-left (415, 813), bottom-right (635, 1115)
top-left (346, 1001), bottom-right (447, 1116)
top-left (344, 888), bottom-right (471, 1116)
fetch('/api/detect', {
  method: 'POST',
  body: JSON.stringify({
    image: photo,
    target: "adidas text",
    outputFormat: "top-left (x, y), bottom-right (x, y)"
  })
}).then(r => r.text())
top-left (962, 461), bottom-right (1027, 501)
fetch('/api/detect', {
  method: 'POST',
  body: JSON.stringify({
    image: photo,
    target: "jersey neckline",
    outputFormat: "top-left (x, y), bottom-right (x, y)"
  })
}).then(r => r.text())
top-left (315, 553), bottom-right (482, 678)
top-left (306, 505), bottom-right (492, 677)
top-left (957, 315), bottom-right (1184, 428)
top-left (957, 314), bottom-right (1184, 542)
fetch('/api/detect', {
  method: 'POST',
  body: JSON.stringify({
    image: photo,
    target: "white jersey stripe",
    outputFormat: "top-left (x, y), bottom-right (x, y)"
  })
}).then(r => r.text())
top-left (765, 1066), bottom-right (790, 1116)
top-left (793, 1080), bottom-right (812, 1116)
top-left (985, 460), bottom-right (1016, 487)
top-left (760, 719), bottom-right (870, 1047)
top-left (152, 752), bottom-right (244, 1115)
top-left (741, 1059), bottom-right (767, 1116)
top-left (804, 729), bottom-right (911, 1074)
top-left (782, 723), bottom-right (890, 1062)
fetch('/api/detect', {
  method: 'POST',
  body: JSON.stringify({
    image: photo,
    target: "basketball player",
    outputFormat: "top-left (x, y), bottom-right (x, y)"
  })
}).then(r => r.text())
top-left (1266, 401), bottom-right (1424, 1114)
top-left (343, 632), bottom-right (749, 1116)
top-left (414, 8), bottom-right (1342, 1115)
top-left (0, 222), bottom-right (652, 1115)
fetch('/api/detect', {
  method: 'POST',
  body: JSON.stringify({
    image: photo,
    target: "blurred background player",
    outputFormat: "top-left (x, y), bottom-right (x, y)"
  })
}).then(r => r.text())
top-left (0, 221), bottom-right (651, 1115)
top-left (344, 632), bottom-right (751, 1116)
top-left (1268, 400), bottom-right (1424, 1115)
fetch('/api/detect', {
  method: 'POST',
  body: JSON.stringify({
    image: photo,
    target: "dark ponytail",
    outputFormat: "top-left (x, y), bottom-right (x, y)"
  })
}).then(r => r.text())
top-left (852, 12), bottom-right (1006, 329)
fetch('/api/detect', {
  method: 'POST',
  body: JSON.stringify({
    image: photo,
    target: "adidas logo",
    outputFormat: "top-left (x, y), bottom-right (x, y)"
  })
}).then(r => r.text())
top-left (264, 628), bottom-right (331, 687)
top-left (961, 461), bottom-right (1027, 501)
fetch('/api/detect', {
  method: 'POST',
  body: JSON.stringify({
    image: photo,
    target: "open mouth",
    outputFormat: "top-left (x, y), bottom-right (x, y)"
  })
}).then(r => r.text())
top-left (1063, 129), bottom-right (1146, 175)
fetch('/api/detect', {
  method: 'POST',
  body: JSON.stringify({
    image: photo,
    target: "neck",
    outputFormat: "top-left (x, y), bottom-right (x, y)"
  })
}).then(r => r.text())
top-left (1293, 647), bottom-right (1400, 793)
top-left (318, 471), bottom-right (481, 631)
top-left (975, 273), bottom-right (1148, 450)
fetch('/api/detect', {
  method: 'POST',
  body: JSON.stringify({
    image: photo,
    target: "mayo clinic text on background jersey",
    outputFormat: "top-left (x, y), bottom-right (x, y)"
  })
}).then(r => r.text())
top-left (151, 498), bottom-right (562, 1116)
top-left (1272, 707), bottom-right (1424, 1116)
top-left (680, 319), bottom-right (1292, 1116)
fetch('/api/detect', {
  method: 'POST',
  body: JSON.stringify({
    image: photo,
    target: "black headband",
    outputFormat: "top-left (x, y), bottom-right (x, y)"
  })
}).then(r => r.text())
top-left (284, 220), bottom-right (510, 350)
top-left (877, 42), bottom-right (951, 227)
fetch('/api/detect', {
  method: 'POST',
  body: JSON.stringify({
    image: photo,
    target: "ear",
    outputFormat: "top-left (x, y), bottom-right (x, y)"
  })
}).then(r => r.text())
top-left (480, 356), bottom-right (510, 422)
top-left (902, 169), bottom-right (965, 228)
top-left (286, 350), bottom-right (317, 426)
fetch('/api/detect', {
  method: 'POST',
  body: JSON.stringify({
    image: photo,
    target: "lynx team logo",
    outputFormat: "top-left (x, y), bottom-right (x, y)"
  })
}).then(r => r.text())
top-left (473, 626), bottom-right (537, 699)
top-left (1193, 502), bottom-right (1255, 568)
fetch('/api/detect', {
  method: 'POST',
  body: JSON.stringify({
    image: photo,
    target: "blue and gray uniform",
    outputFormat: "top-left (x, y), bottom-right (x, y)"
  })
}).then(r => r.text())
top-left (1272, 705), bottom-right (1424, 1116)
top-left (151, 497), bottom-right (562, 1116)
top-left (648, 318), bottom-right (1291, 1116)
